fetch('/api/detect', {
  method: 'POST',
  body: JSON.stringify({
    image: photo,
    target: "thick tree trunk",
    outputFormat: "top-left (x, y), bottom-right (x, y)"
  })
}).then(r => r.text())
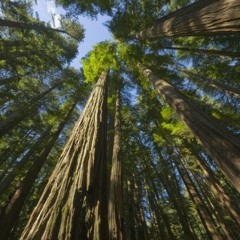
top-left (164, 46), bottom-right (240, 59)
top-left (108, 89), bottom-right (124, 240)
top-left (134, 0), bottom-right (240, 39)
top-left (139, 64), bottom-right (240, 192)
top-left (20, 71), bottom-right (108, 240)
top-left (0, 100), bottom-right (78, 240)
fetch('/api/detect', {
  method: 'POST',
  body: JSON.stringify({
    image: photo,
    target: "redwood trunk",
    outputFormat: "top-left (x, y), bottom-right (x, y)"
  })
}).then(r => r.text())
top-left (176, 160), bottom-right (222, 240)
top-left (189, 145), bottom-right (240, 227)
top-left (139, 64), bottom-right (240, 192)
top-left (108, 89), bottom-right (124, 240)
top-left (138, 136), bottom-right (195, 239)
top-left (20, 71), bottom-right (108, 240)
top-left (134, 0), bottom-right (240, 39)
top-left (0, 100), bottom-right (78, 240)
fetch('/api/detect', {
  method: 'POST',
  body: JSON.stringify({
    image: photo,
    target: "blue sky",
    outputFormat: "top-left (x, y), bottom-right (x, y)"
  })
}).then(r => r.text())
top-left (33, 0), bottom-right (112, 68)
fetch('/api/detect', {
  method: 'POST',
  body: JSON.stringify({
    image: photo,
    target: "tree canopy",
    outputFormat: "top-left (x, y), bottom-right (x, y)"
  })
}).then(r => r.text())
top-left (1, 0), bottom-right (240, 239)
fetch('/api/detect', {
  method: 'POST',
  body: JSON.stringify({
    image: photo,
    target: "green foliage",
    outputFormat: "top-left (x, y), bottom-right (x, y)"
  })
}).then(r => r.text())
top-left (1, 1), bottom-right (240, 239)
top-left (55, 0), bottom-right (115, 17)
top-left (82, 41), bottom-right (119, 83)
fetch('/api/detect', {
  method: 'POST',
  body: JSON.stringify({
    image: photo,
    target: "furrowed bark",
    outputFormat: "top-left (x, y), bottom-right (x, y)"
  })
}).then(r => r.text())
top-left (139, 63), bottom-right (240, 192)
top-left (0, 99), bottom-right (78, 240)
top-left (134, 0), bottom-right (240, 39)
top-left (108, 89), bottom-right (124, 240)
top-left (20, 71), bottom-right (108, 240)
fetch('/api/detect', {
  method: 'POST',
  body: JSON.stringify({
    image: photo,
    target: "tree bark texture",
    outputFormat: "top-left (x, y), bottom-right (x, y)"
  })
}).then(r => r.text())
top-left (0, 100), bottom-right (78, 240)
top-left (108, 90), bottom-right (124, 240)
top-left (20, 71), bottom-right (108, 240)
top-left (134, 0), bottom-right (240, 39)
top-left (139, 64), bottom-right (240, 193)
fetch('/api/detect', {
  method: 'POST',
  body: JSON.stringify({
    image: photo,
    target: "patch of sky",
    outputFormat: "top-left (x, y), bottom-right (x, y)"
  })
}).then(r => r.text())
top-left (33, 0), bottom-right (112, 69)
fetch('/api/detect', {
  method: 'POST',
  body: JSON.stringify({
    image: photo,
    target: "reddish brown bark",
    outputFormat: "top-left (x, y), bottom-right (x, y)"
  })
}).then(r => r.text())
top-left (0, 100), bottom-right (78, 240)
top-left (139, 64), bottom-right (240, 193)
top-left (134, 0), bottom-right (240, 39)
top-left (108, 89), bottom-right (124, 240)
top-left (20, 71), bottom-right (108, 240)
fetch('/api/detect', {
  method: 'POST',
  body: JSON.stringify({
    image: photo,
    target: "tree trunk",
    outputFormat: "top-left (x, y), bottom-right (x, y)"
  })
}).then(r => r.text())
top-left (181, 69), bottom-right (240, 99)
top-left (134, 0), bottom-right (240, 39)
top-left (108, 89), bottom-right (124, 240)
top-left (131, 176), bottom-right (147, 240)
top-left (0, 127), bottom-right (52, 196)
top-left (127, 180), bottom-right (137, 240)
top-left (0, 18), bottom-right (67, 34)
top-left (176, 159), bottom-right (222, 240)
top-left (139, 64), bottom-right (240, 193)
top-left (189, 145), bottom-right (240, 227)
top-left (145, 177), bottom-right (176, 240)
top-left (0, 99), bottom-right (78, 240)
top-left (138, 136), bottom-right (196, 239)
top-left (192, 169), bottom-right (235, 239)
top-left (164, 46), bottom-right (240, 59)
top-left (0, 80), bottom-right (63, 136)
top-left (20, 71), bottom-right (108, 240)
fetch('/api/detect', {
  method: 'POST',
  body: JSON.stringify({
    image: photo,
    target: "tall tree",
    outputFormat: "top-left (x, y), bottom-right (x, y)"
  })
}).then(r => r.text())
top-left (20, 71), bottom-right (109, 240)
top-left (0, 18), bottom-right (84, 41)
top-left (0, 97), bottom-right (79, 240)
top-left (132, 0), bottom-right (240, 39)
top-left (138, 64), bottom-right (240, 192)
top-left (108, 88), bottom-right (124, 240)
